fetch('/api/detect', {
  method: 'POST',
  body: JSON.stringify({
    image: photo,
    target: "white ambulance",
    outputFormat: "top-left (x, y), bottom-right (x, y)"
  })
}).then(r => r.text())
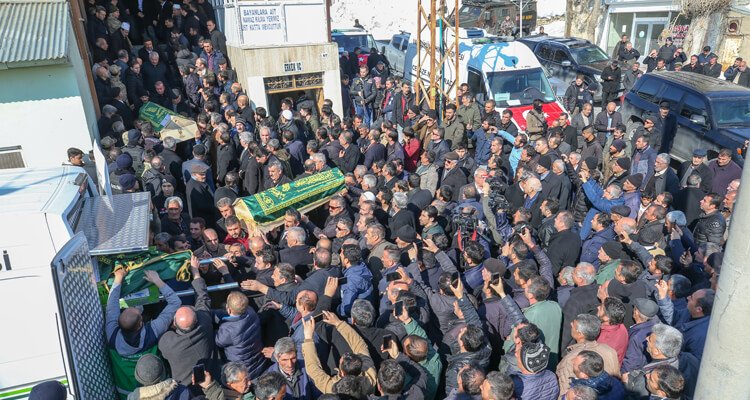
top-left (403, 28), bottom-right (567, 131)
top-left (0, 166), bottom-right (150, 399)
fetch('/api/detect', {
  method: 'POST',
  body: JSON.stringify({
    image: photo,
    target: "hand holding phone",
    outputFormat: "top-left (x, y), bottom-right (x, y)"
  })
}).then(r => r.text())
top-left (382, 334), bottom-right (393, 350)
top-left (338, 276), bottom-right (348, 285)
top-left (192, 364), bottom-right (206, 383)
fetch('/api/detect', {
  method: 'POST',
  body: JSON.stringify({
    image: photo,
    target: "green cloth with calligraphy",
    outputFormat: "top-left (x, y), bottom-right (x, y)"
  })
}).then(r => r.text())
top-left (234, 168), bottom-right (345, 230)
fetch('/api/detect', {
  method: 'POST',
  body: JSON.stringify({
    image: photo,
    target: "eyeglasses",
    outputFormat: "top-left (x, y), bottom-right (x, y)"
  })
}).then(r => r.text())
top-left (336, 226), bottom-right (346, 231)
top-left (329, 205), bottom-right (341, 210)
top-left (167, 207), bottom-right (180, 211)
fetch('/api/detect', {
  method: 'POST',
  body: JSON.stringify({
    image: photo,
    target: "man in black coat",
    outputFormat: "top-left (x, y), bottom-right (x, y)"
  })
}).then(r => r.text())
top-left (158, 258), bottom-right (217, 383)
top-left (678, 149), bottom-right (714, 193)
top-left (391, 82), bottom-right (415, 128)
top-left (439, 152), bottom-right (468, 202)
top-left (109, 88), bottom-right (135, 129)
top-left (87, 6), bottom-right (109, 47)
top-left (215, 132), bottom-right (238, 185)
top-left (560, 263), bottom-right (600, 354)
top-left (546, 211), bottom-right (583, 274)
top-left (646, 153), bottom-right (680, 198)
top-left (652, 102), bottom-right (678, 153)
top-left (124, 61), bottom-right (149, 111)
top-left (159, 136), bottom-right (185, 188)
top-left (334, 131), bottom-right (360, 174)
top-left (141, 52), bottom-right (171, 91)
top-left (537, 155), bottom-right (562, 202)
top-left (109, 23), bottom-right (133, 57)
top-left (388, 193), bottom-right (417, 241)
top-left (675, 178), bottom-right (706, 229)
top-left (600, 61), bottom-right (622, 104)
top-left (186, 164), bottom-right (218, 229)
top-left (278, 227), bottom-right (315, 276)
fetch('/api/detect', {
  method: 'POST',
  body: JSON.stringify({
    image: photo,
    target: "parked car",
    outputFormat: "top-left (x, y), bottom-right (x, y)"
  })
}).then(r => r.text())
top-left (620, 71), bottom-right (750, 163)
top-left (384, 31), bottom-right (410, 77)
top-left (518, 36), bottom-right (616, 104)
top-left (332, 27), bottom-right (379, 65)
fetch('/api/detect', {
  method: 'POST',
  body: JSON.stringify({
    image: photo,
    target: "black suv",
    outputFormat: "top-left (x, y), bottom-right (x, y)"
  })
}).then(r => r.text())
top-left (518, 36), bottom-right (614, 103)
top-left (621, 71), bottom-right (750, 162)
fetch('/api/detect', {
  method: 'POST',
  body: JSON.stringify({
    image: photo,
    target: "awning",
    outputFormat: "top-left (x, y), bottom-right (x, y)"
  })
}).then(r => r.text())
top-left (75, 192), bottom-right (151, 255)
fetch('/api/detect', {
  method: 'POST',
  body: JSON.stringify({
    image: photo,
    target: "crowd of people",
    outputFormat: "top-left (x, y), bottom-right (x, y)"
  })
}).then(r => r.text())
top-left (29, 2), bottom-right (750, 400)
top-left (610, 34), bottom-right (750, 87)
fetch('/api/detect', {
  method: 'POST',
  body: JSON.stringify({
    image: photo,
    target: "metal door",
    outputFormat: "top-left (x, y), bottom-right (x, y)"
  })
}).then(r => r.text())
top-left (51, 232), bottom-right (116, 399)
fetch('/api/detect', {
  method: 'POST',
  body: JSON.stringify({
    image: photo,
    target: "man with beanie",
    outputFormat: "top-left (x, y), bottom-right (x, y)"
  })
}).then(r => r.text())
top-left (622, 298), bottom-right (659, 373)
top-left (29, 381), bottom-right (67, 400)
top-left (622, 174), bottom-right (643, 219)
top-left (510, 341), bottom-right (559, 399)
top-left (128, 354), bottom-right (190, 399)
top-left (106, 269), bottom-right (181, 397)
top-left (537, 155), bottom-right (562, 202)
top-left (606, 156), bottom-right (630, 188)
top-left (119, 173), bottom-right (139, 193)
top-left (596, 241), bottom-right (622, 284)
top-left (111, 153), bottom-right (136, 194)
top-left (602, 136), bottom-right (628, 184)
top-left (123, 129), bottom-right (145, 174)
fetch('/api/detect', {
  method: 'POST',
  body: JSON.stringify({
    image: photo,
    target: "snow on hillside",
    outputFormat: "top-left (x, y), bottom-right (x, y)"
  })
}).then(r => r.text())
top-left (330, 0), bottom-right (565, 40)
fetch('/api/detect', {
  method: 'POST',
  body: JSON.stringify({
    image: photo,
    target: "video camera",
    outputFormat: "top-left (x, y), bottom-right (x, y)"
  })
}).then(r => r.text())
top-left (487, 177), bottom-right (510, 211)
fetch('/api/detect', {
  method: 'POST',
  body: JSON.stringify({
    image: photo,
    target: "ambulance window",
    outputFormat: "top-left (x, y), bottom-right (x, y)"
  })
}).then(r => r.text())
top-left (553, 49), bottom-right (569, 64)
top-left (467, 69), bottom-right (486, 98)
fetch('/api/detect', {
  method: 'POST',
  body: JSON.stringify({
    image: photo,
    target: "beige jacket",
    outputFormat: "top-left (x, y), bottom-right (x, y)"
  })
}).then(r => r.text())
top-left (301, 320), bottom-right (377, 394)
top-left (556, 340), bottom-right (621, 398)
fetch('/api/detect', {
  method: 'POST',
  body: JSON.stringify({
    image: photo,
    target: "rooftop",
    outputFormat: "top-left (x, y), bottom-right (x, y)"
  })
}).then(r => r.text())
top-left (650, 71), bottom-right (750, 95)
top-left (0, 0), bottom-right (70, 68)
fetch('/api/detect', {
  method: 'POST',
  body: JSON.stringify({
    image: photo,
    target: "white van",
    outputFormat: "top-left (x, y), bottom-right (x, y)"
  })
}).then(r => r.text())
top-left (0, 166), bottom-right (150, 399)
top-left (403, 28), bottom-right (567, 132)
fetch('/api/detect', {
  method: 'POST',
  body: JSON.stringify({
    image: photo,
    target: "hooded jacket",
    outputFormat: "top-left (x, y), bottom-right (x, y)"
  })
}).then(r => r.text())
top-left (570, 372), bottom-right (625, 400)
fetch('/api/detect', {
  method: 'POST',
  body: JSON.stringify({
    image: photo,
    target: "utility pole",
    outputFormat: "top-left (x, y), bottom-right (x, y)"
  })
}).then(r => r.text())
top-left (415, 0), bottom-right (460, 118)
top-left (694, 164), bottom-right (750, 398)
top-left (519, 0), bottom-right (523, 38)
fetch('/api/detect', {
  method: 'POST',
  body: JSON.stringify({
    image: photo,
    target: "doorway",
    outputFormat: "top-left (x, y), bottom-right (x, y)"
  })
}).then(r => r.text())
top-left (632, 18), bottom-right (667, 56)
top-left (263, 73), bottom-right (325, 119)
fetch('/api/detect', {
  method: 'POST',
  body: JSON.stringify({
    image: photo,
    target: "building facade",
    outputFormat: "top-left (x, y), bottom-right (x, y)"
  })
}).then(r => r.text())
top-left (213, 0), bottom-right (344, 118)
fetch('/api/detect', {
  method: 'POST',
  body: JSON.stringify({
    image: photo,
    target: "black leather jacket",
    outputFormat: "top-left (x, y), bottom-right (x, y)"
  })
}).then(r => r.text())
top-left (692, 211), bottom-right (726, 246)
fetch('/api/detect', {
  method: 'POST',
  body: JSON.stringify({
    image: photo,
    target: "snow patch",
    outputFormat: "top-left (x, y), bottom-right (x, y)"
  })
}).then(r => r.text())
top-left (537, 0), bottom-right (566, 18)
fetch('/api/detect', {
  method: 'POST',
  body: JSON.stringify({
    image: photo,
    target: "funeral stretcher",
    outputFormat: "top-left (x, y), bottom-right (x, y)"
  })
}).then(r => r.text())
top-left (0, 166), bottom-right (151, 399)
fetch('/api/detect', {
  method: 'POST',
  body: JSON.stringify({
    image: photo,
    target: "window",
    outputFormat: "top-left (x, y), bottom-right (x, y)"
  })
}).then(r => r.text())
top-left (681, 94), bottom-right (708, 120)
top-left (0, 146), bottom-right (25, 169)
top-left (537, 44), bottom-right (553, 61)
top-left (467, 69), bottom-right (486, 98)
top-left (552, 49), bottom-right (569, 64)
top-left (569, 46), bottom-right (609, 65)
top-left (391, 37), bottom-right (402, 49)
top-left (635, 77), bottom-right (662, 103)
top-left (485, 67), bottom-right (556, 107)
top-left (657, 85), bottom-right (683, 108)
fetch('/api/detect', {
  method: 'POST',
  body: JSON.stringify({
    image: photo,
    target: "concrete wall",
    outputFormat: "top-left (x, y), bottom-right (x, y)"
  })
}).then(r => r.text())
top-left (0, 24), bottom-right (98, 168)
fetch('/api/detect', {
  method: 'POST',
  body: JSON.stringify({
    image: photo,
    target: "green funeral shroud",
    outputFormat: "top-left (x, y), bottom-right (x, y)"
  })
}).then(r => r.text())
top-left (97, 250), bottom-right (192, 307)
top-left (138, 101), bottom-right (178, 132)
top-left (234, 167), bottom-right (346, 231)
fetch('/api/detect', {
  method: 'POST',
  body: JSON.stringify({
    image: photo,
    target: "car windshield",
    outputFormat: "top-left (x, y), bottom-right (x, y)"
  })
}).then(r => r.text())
top-left (712, 98), bottom-right (750, 127)
top-left (459, 5), bottom-right (482, 19)
top-left (333, 34), bottom-right (373, 53)
top-left (570, 46), bottom-right (609, 65)
top-left (486, 68), bottom-right (557, 107)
